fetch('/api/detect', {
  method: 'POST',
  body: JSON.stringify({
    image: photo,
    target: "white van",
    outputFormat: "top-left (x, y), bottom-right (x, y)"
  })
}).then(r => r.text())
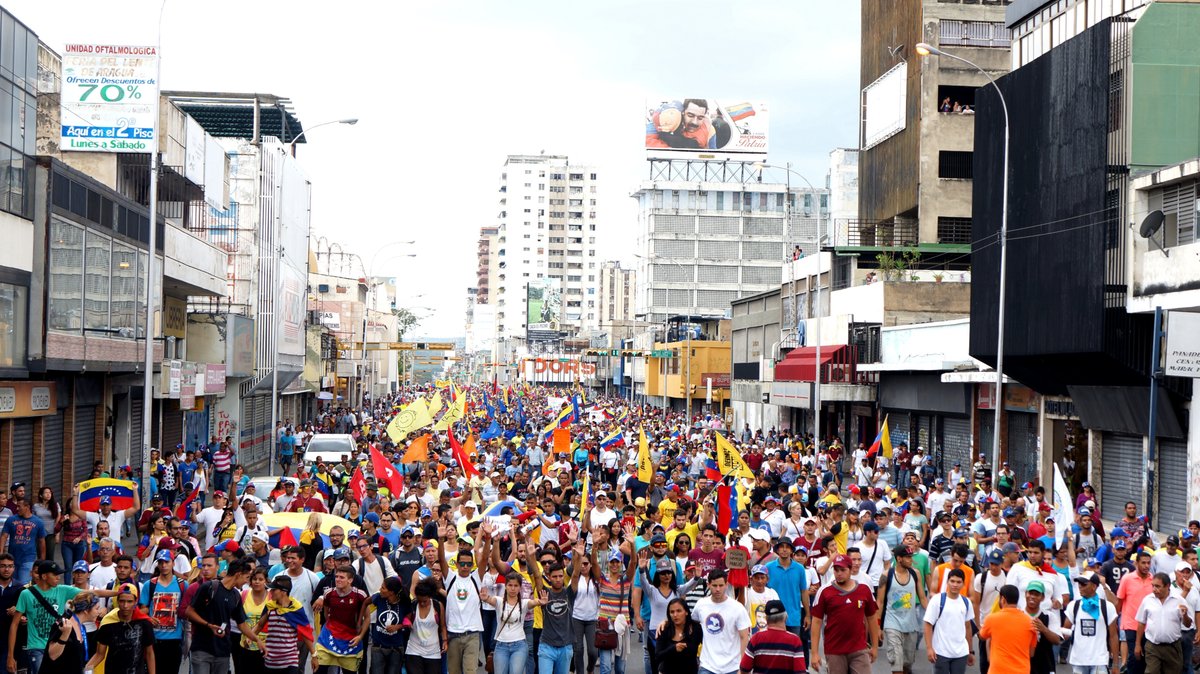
top-left (302, 433), bottom-right (357, 465)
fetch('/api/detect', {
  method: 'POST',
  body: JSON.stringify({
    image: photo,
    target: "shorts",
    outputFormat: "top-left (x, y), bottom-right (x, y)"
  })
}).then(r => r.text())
top-left (884, 629), bottom-right (919, 668)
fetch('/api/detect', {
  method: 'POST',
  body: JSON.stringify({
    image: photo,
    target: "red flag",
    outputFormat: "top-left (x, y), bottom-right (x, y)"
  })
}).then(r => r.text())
top-left (278, 526), bottom-right (299, 548)
top-left (369, 444), bottom-right (405, 497)
top-left (449, 433), bottom-right (481, 479)
top-left (715, 484), bottom-right (733, 535)
top-left (349, 466), bottom-right (367, 503)
top-left (175, 485), bottom-right (201, 520)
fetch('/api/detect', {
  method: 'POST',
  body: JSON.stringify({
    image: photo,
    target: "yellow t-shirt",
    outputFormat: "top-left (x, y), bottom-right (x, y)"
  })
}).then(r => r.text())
top-left (666, 522), bottom-right (699, 551)
top-left (658, 498), bottom-right (680, 522)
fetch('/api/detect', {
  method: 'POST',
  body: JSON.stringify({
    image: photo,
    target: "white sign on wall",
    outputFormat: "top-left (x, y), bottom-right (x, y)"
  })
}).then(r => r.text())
top-left (1165, 311), bottom-right (1200, 377)
top-left (59, 44), bottom-right (159, 152)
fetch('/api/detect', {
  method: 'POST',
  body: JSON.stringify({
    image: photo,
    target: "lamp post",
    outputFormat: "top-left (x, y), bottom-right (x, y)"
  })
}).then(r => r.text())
top-left (916, 42), bottom-right (1010, 473)
top-left (755, 162), bottom-right (823, 449)
top-left (269, 118), bottom-right (358, 476)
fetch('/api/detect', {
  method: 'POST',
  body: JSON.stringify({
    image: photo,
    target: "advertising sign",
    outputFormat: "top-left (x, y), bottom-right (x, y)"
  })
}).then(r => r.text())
top-left (645, 98), bottom-right (768, 157)
top-left (0, 382), bottom-right (57, 419)
top-left (59, 44), bottom-right (159, 152)
top-left (524, 357), bottom-right (597, 384)
top-left (526, 278), bottom-right (562, 341)
top-left (1166, 311), bottom-right (1200, 377)
top-left (862, 62), bottom-right (908, 150)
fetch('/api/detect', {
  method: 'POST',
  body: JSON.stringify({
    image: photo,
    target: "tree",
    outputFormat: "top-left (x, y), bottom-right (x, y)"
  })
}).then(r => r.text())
top-left (394, 308), bottom-right (422, 382)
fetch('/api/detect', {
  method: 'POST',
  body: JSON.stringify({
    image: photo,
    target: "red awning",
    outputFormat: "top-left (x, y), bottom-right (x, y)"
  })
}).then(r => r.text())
top-left (774, 345), bottom-right (848, 382)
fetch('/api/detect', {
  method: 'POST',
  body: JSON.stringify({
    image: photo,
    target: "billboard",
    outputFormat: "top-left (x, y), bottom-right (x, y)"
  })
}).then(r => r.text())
top-left (524, 357), bottom-right (597, 384)
top-left (59, 44), bottom-right (159, 152)
top-left (526, 278), bottom-right (562, 341)
top-left (861, 62), bottom-right (908, 150)
top-left (645, 98), bottom-right (768, 157)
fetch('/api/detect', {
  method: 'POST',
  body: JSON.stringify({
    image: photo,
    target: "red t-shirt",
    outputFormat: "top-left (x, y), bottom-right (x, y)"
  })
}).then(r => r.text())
top-left (287, 496), bottom-right (327, 513)
top-left (321, 586), bottom-right (368, 640)
top-left (811, 582), bottom-right (878, 655)
top-left (687, 547), bottom-right (726, 577)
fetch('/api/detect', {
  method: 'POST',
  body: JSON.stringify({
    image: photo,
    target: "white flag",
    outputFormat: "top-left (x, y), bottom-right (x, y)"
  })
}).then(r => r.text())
top-left (1053, 464), bottom-right (1074, 551)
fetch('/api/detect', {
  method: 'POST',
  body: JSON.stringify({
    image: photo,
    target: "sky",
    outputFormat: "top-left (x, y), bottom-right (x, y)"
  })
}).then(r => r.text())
top-left (16, 0), bottom-right (862, 338)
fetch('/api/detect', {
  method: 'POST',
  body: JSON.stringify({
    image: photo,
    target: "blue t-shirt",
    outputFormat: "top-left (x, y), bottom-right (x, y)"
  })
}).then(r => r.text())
top-left (369, 594), bottom-right (409, 647)
top-left (178, 460), bottom-right (197, 487)
top-left (2, 515), bottom-right (44, 564)
top-left (765, 558), bottom-right (808, 628)
top-left (139, 576), bottom-right (185, 640)
top-left (280, 436), bottom-right (296, 457)
top-left (378, 528), bottom-right (402, 550)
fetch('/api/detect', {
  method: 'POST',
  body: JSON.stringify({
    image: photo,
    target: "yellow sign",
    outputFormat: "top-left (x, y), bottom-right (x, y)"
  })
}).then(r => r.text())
top-left (163, 296), bottom-right (187, 339)
top-left (715, 432), bottom-right (755, 480)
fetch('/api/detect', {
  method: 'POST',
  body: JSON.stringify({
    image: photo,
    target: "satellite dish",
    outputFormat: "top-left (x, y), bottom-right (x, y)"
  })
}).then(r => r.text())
top-left (1139, 210), bottom-right (1165, 238)
top-left (1138, 209), bottom-right (1170, 257)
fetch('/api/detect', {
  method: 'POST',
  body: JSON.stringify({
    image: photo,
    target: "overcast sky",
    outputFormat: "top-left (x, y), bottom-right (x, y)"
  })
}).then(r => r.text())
top-left (16, 0), bottom-right (862, 337)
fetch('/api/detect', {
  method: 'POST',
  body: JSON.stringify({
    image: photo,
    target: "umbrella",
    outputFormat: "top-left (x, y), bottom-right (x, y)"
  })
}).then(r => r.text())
top-left (261, 511), bottom-right (360, 549)
top-left (316, 391), bottom-right (334, 400)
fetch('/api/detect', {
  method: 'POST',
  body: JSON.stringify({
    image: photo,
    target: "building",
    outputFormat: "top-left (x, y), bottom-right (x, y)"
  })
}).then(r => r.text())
top-left (730, 289), bottom-right (782, 432)
top-left (492, 154), bottom-right (601, 342)
top-left (598, 261), bottom-right (638, 339)
top-left (476, 226), bottom-right (498, 305)
top-left (828, 148), bottom-right (860, 229)
top-left (169, 92), bottom-right (313, 471)
top-left (970, 0), bottom-right (1199, 529)
top-left (633, 174), bottom-right (828, 325)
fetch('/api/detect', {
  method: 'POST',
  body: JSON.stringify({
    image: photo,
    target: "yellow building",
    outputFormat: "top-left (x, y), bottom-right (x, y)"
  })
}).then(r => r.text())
top-left (645, 339), bottom-right (731, 412)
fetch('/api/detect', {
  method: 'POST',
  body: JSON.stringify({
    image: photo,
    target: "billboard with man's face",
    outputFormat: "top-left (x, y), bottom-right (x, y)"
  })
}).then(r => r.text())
top-left (526, 278), bottom-right (562, 341)
top-left (645, 98), bottom-right (769, 157)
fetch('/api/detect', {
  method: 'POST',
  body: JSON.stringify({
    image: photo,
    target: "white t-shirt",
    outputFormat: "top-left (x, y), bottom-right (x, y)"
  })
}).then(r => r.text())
top-left (489, 597), bottom-right (529, 643)
top-left (691, 596), bottom-right (751, 674)
top-left (924, 593), bottom-right (973, 659)
top-left (194, 507), bottom-right (230, 550)
top-left (271, 566), bottom-right (321, 623)
top-left (85, 510), bottom-right (127, 540)
top-left (744, 586), bottom-right (780, 634)
top-left (1064, 597), bottom-right (1117, 667)
top-left (760, 509), bottom-right (786, 539)
top-left (88, 562), bottom-right (118, 609)
top-left (355, 555), bottom-right (397, 596)
top-left (586, 507), bottom-right (618, 531)
top-left (972, 568), bottom-right (1009, 623)
top-left (444, 571), bottom-right (486, 632)
top-left (857, 541), bottom-right (893, 587)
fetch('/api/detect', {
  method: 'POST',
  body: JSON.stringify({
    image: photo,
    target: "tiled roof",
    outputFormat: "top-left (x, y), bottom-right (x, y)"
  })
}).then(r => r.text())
top-left (177, 103), bottom-right (306, 143)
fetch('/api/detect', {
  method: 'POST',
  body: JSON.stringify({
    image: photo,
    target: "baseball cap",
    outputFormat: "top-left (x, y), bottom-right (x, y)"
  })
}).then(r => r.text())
top-left (987, 549), bottom-right (1004, 565)
top-left (252, 530), bottom-right (270, 543)
top-left (953, 527), bottom-right (969, 537)
top-left (751, 564), bottom-right (769, 577)
top-left (1002, 507), bottom-right (1017, 518)
top-left (35, 561), bottom-right (63, 575)
top-left (1001, 542), bottom-right (1021, 555)
top-left (268, 576), bottom-right (293, 592)
top-left (72, 560), bottom-right (90, 573)
top-left (1168, 535), bottom-right (1181, 545)
top-left (331, 547), bottom-right (352, 560)
top-left (1077, 507), bottom-right (1091, 516)
top-left (763, 599), bottom-right (787, 619)
top-left (831, 554), bottom-right (853, 569)
top-left (773, 538), bottom-right (795, 551)
top-left (155, 550), bottom-right (174, 563)
top-left (421, 508), bottom-right (432, 518)
top-left (213, 490), bottom-right (227, 499)
top-left (1176, 561), bottom-right (1195, 574)
top-left (650, 533), bottom-right (667, 545)
top-left (1113, 539), bottom-right (1129, 550)
top-left (1074, 571), bottom-right (1101, 585)
top-left (364, 512), bottom-right (381, 524)
top-left (862, 521), bottom-right (879, 533)
top-left (99, 496), bottom-right (112, 506)
top-left (1021, 482), bottom-right (1033, 490)
top-left (1026, 580), bottom-right (1046, 595)
top-left (1110, 527), bottom-right (1128, 537)
top-left (609, 551), bottom-right (625, 564)
top-left (463, 501), bottom-right (478, 510)
top-left (893, 545), bottom-right (913, 557)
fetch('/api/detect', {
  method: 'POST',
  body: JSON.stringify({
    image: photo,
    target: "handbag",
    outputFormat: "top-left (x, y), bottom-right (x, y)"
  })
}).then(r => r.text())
top-left (595, 616), bottom-right (618, 650)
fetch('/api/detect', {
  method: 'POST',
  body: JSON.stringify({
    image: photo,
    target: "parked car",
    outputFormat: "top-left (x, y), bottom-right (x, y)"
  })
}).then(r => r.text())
top-left (302, 433), bottom-right (357, 465)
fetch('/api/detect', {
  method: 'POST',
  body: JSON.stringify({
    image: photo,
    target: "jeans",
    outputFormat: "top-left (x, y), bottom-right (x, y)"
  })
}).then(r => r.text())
top-left (22, 649), bottom-right (43, 674)
top-left (407, 655), bottom-right (443, 674)
top-left (538, 643), bottom-right (572, 674)
top-left (61, 541), bottom-right (86, 573)
top-left (14, 561), bottom-right (32, 587)
top-left (699, 668), bottom-right (738, 674)
top-left (597, 648), bottom-right (625, 674)
top-left (494, 640), bottom-right (528, 674)
top-left (448, 631), bottom-right (481, 674)
top-left (191, 649), bottom-right (231, 674)
top-left (154, 639), bottom-right (183, 674)
top-left (643, 627), bottom-right (658, 674)
top-left (370, 646), bottom-right (405, 674)
top-left (1183, 628), bottom-right (1196, 674)
top-left (1073, 667), bottom-right (1111, 674)
top-left (1126, 628), bottom-right (1146, 674)
top-left (482, 609), bottom-right (497, 656)
top-left (572, 618), bottom-right (597, 674)
top-left (934, 655), bottom-right (968, 674)
top-left (523, 623), bottom-right (539, 674)
top-left (213, 471), bottom-right (231, 495)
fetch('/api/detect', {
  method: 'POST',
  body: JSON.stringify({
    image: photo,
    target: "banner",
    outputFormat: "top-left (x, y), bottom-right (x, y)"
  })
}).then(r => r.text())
top-left (552, 428), bottom-right (572, 455)
top-left (59, 44), bottom-right (159, 152)
top-left (714, 432), bottom-right (755, 480)
top-left (78, 478), bottom-right (136, 512)
top-left (637, 427), bottom-right (654, 483)
top-left (526, 278), bottom-right (562, 340)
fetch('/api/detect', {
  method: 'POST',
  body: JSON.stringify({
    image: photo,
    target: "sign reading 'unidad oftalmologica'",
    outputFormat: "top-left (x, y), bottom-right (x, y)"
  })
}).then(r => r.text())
top-left (59, 44), bottom-right (159, 152)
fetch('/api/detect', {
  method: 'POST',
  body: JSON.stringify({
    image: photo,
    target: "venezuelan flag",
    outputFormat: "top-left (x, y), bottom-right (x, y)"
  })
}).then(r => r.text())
top-left (267, 597), bottom-right (314, 642)
top-left (78, 478), bottom-right (136, 512)
top-left (599, 429), bottom-right (624, 450)
top-left (726, 102), bottom-right (756, 121)
top-left (867, 414), bottom-right (892, 458)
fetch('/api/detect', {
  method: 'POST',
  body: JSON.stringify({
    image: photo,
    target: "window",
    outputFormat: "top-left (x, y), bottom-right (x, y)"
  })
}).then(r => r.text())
top-left (1159, 181), bottom-right (1197, 248)
top-left (0, 280), bottom-right (27, 368)
top-left (939, 20), bottom-right (1011, 47)
top-left (938, 151), bottom-right (974, 179)
top-left (590, 173), bottom-right (597, 180)
top-left (570, 173), bottom-right (583, 180)
top-left (937, 217), bottom-right (973, 245)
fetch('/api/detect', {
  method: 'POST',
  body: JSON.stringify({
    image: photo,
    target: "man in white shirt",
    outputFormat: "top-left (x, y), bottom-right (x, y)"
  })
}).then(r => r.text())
top-left (760, 497), bottom-right (786, 539)
top-left (1062, 570), bottom-right (1120, 673)
top-left (691, 570), bottom-right (751, 674)
top-left (72, 490), bottom-right (141, 540)
top-left (1151, 535), bottom-right (1184, 576)
top-left (857, 521), bottom-right (893, 587)
top-left (924, 568), bottom-right (975, 670)
top-left (1135, 571), bottom-right (1193, 672)
top-left (926, 480), bottom-right (952, 516)
top-left (193, 491), bottom-right (236, 550)
top-left (585, 491), bottom-right (618, 532)
top-left (270, 545), bottom-right (321, 623)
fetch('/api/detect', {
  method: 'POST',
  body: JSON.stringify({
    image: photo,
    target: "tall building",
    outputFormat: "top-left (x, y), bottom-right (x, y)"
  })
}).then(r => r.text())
top-left (492, 154), bottom-right (600, 342)
top-left (633, 179), bottom-right (828, 324)
top-left (476, 226), bottom-right (498, 305)
top-left (597, 261), bottom-right (638, 342)
top-left (827, 148), bottom-right (859, 228)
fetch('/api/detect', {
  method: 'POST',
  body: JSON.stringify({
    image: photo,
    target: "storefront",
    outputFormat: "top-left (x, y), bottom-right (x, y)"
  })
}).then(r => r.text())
top-left (878, 372), bottom-right (971, 476)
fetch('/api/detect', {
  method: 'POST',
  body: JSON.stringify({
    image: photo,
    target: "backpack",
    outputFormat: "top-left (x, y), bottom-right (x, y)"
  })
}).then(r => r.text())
top-left (929, 592), bottom-right (977, 633)
top-left (446, 573), bottom-right (485, 625)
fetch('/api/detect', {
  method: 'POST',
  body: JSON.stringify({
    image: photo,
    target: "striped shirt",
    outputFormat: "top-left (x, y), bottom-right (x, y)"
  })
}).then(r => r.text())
top-left (739, 628), bottom-right (806, 674)
top-left (597, 574), bottom-right (630, 621)
top-left (213, 448), bottom-right (233, 472)
top-left (261, 610), bottom-right (301, 668)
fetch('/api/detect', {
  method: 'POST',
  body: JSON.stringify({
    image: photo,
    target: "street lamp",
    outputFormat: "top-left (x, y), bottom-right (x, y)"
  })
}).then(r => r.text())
top-left (916, 41), bottom-right (1010, 474)
top-left (755, 162), bottom-right (823, 450)
top-left (269, 118), bottom-right (358, 476)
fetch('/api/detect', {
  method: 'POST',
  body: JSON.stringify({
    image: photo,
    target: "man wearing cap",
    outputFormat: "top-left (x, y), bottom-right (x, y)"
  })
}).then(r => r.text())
top-left (274, 481), bottom-right (298, 513)
top-left (388, 525), bottom-right (424, 586)
top-left (71, 485), bottom-right (141, 545)
top-left (8, 560), bottom-right (82, 674)
top-left (1170, 560), bottom-right (1200, 673)
top-left (85, 581), bottom-right (157, 674)
top-left (141, 547), bottom-right (186, 674)
top-left (1020, 579), bottom-right (1064, 672)
top-left (810, 554), bottom-right (879, 672)
top-left (740, 599), bottom-right (805, 674)
top-left (0, 498), bottom-right (44, 586)
top-left (248, 530), bottom-right (279, 569)
top-left (1152, 534), bottom-right (1184, 576)
top-left (286, 481), bottom-right (328, 513)
top-left (857, 521), bottom-right (892, 588)
top-left (1063, 569), bottom-right (1121, 674)
top-left (744, 564), bottom-right (780, 635)
top-left (878, 544), bottom-right (927, 674)
top-left (764, 537), bottom-right (808, 642)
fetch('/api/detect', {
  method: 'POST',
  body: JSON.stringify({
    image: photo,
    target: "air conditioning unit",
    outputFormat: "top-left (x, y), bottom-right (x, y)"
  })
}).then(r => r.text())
top-left (829, 366), bottom-right (846, 382)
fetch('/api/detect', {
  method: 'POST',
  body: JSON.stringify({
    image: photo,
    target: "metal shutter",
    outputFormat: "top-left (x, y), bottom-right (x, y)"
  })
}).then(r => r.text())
top-left (1007, 412), bottom-right (1039, 487)
top-left (1158, 440), bottom-right (1188, 534)
top-left (159, 400), bottom-right (183, 453)
top-left (130, 393), bottom-right (143, 473)
top-left (885, 411), bottom-right (911, 449)
top-left (1101, 433), bottom-right (1143, 522)
top-left (43, 412), bottom-right (65, 495)
top-left (941, 416), bottom-right (973, 475)
top-left (74, 406), bottom-right (97, 484)
top-left (240, 395), bottom-right (255, 467)
top-left (253, 395), bottom-right (272, 471)
top-left (11, 420), bottom-right (34, 489)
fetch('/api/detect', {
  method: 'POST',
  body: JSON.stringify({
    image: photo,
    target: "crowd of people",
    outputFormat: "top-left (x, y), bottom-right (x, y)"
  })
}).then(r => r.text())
top-left (0, 383), bottom-right (1195, 674)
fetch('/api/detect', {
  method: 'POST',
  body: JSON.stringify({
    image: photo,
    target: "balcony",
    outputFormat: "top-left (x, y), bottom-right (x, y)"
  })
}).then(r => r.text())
top-left (837, 219), bottom-right (919, 248)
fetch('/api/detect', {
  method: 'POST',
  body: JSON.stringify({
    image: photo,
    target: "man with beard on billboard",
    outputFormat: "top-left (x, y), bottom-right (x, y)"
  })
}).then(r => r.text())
top-left (646, 99), bottom-right (732, 150)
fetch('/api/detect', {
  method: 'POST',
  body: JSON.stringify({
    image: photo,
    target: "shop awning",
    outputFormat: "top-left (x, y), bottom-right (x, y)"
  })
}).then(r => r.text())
top-left (774, 345), bottom-right (847, 382)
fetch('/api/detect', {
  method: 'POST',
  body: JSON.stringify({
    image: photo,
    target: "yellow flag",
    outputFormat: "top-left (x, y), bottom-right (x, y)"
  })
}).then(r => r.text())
top-left (428, 392), bottom-right (444, 417)
top-left (387, 399), bottom-right (433, 443)
top-left (637, 427), bottom-right (654, 483)
top-left (715, 432), bottom-right (755, 480)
